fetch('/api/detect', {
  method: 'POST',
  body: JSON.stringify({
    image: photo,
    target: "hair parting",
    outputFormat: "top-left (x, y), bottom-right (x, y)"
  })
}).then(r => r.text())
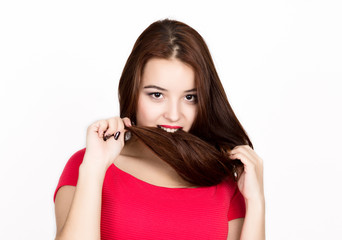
top-left (119, 19), bottom-right (253, 186)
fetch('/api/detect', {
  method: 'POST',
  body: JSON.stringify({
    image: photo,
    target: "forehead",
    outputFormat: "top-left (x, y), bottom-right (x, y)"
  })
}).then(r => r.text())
top-left (141, 58), bottom-right (195, 90)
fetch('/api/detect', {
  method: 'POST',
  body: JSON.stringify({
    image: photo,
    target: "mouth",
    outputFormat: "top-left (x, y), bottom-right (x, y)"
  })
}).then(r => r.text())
top-left (157, 125), bottom-right (182, 133)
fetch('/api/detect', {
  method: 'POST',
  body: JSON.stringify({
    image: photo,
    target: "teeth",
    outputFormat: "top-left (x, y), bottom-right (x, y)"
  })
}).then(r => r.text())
top-left (160, 126), bottom-right (179, 133)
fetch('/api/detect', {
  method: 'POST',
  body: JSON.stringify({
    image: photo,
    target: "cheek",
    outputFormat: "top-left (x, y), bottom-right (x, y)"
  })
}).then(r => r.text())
top-left (186, 105), bottom-right (197, 121)
top-left (183, 104), bottom-right (198, 128)
top-left (136, 97), bottom-right (162, 126)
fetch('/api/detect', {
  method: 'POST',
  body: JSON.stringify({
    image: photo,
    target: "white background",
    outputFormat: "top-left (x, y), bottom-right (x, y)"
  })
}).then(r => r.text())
top-left (1, 0), bottom-right (341, 239)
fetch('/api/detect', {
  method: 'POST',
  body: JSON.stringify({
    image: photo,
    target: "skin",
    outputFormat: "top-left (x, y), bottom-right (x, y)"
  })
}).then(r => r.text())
top-left (116, 58), bottom-right (198, 188)
top-left (54, 58), bottom-right (265, 240)
top-left (136, 58), bottom-right (197, 132)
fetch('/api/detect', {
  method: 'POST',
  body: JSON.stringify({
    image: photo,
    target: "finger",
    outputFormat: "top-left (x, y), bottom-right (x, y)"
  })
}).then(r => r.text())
top-left (87, 122), bottom-right (100, 135)
top-left (229, 152), bottom-right (254, 169)
top-left (117, 118), bottom-right (125, 131)
top-left (105, 130), bottom-right (125, 148)
top-left (233, 146), bottom-right (263, 166)
top-left (98, 120), bottom-right (109, 138)
top-left (235, 145), bottom-right (259, 159)
top-left (230, 145), bottom-right (251, 154)
top-left (103, 133), bottom-right (114, 141)
top-left (121, 118), bottom-right (132, 142)
top-left (229, 152), bottom-right (246, 161)
top-left (104, 118), bottom-right (125, 141)
top-left (230, 146), bottom-right (256, 164)
top-left (122, 117), bottom-right (132, 127)
top-left (104, 118), bottom-right (118, 137)
top-left (114, 131), bottom-right (121, 140)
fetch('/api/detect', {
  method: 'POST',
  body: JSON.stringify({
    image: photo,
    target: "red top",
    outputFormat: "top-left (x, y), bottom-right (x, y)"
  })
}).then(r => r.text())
top-left (54, 148), bottom-right (246, 239)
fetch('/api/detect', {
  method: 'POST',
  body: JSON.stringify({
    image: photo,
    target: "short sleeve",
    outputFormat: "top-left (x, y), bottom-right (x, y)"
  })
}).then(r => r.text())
top-left (53, 148), bottom-right (86, 202)
top-left (227, 183), bottom-right (246, 221)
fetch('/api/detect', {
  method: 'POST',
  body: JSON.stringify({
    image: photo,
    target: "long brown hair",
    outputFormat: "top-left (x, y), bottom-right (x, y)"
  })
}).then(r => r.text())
top-left (119, 19), bottom-right (253, 186)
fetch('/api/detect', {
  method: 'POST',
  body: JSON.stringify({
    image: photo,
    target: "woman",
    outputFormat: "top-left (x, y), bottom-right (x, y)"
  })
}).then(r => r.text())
top-left (54, 19), bottom-right (265, 240)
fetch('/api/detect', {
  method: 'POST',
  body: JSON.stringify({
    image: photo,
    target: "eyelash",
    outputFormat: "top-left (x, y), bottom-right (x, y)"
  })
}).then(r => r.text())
top-left (185, 94), bottom-right (197, 103)
top-left (148, 92), bottom-right (163, 99)
top-left (147, 92), bottom-right (197, 103)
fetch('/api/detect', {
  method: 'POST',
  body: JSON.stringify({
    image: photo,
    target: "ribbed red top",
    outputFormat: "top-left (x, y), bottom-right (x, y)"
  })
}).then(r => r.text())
top-left (54, 148), bottom-right (245, 239)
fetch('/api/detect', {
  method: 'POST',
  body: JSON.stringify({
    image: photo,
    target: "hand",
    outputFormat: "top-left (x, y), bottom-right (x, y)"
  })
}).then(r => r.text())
top-left (83, 117), bottom-right (132, 170)
top-left (229, 145), bottom-right (264, 202)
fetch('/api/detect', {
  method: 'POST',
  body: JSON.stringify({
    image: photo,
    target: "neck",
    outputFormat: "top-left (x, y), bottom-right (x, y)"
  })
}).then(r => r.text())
top-left (121, 135), bottom-right (159, 160)
top-left (120, 135), bottom-right (194, 188)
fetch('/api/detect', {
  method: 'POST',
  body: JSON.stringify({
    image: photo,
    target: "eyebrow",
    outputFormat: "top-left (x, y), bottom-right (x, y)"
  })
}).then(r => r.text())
top-left (143, 85), bottom-right (197, 93)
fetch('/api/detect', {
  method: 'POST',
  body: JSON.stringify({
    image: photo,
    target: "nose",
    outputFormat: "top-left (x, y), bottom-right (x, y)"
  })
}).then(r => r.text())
top-left (163, 100), bottom-right (181, 122)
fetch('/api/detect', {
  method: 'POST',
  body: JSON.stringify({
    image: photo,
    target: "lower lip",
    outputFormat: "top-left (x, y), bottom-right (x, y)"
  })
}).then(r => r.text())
top-left (159, 125), bottom-right (182, 129)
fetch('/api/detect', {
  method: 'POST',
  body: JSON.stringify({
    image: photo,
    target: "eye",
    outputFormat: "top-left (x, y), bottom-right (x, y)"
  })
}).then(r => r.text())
top-left (185, 94), bottom-right (197, 103)
top-left (148, 92), bottom-right (163, 99)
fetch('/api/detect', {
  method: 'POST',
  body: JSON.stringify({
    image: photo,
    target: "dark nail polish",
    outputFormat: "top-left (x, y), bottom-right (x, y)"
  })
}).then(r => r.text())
top-left (114, 131), bottom-right (120, 140)
top-left (103, 134), bottom-right (113, 141)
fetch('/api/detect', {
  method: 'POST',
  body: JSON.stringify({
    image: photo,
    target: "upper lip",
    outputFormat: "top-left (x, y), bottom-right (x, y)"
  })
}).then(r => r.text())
top-left (158, 125), bottom-right (182, 129)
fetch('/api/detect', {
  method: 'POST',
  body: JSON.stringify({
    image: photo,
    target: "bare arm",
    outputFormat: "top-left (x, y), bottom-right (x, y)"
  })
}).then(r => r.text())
top-left (55, 186), bottom-right (76, 237)
top-left (54, 117), bottom-right (131, 240)
top-left (240, 199), bottom-right (265, 240)
top-left (227, 218), bottom-right (244, 240)
top-left (55, 163), bottom-right (107, 240)
top-left (228, 145), bottom-right (265, 240)
top-left (227, 200), bottom-right (265, 240)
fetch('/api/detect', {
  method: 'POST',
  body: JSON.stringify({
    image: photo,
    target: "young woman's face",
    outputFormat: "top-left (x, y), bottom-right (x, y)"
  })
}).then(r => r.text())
top-left (136, 58), bottom-right (197, 133)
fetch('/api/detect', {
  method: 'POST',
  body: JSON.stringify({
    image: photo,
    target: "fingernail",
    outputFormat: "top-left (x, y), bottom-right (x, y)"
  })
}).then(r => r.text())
top-left (103, 134), bottom-right (113, 141)
top-left (114, 131), bottom-right (120, 140)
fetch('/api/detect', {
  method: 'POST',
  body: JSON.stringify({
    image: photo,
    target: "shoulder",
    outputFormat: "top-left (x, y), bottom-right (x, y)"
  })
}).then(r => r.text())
top-left (61, 147), bottom-right (87, 176)
top-left (219, 178), bottom-right (239, 196)
top-left (60, 148), bottom-right (87, 172)
top-left (53, 148), bottom-right (86, 201)
top-left (67, 148), bottom-right (86, 165)
top-left (223, 178), bottom-right (246, 221)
